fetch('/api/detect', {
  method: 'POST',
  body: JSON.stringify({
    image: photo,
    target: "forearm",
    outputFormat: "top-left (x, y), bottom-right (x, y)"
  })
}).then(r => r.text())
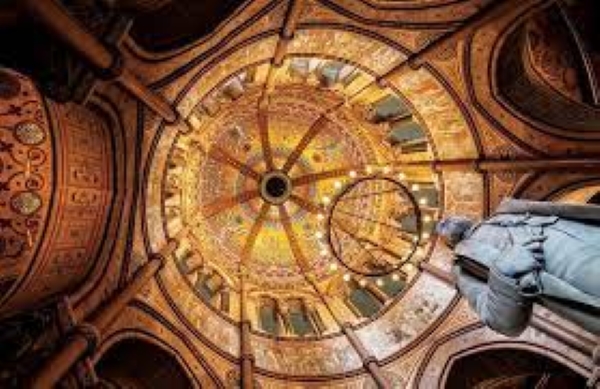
top-left (455, 265), bottom-right (533, 337)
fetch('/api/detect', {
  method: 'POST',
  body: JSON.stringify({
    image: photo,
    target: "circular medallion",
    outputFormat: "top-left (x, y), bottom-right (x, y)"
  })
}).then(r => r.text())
top-left (11, 191), bottom-right (43, 216)
top-left (326, 177), bottom-right (421, 276)
top-left (15, 122), bottom-right (46, 145)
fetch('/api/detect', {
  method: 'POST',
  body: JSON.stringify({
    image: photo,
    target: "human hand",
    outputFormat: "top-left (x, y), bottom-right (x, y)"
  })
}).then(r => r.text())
top-left (521, 236), bottom-right (546, 263)
top-left (495, 243), bottom-right (541, 277)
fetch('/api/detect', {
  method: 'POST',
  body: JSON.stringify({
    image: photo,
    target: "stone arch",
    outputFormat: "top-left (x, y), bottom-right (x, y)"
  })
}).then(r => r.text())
top-left (413, 323), bottom-right (592, 388)
top-left (549, 182), bottom-right (600, 205)
top-left (95, 336), bottom-right (196, 388)
top-left (443, 347), bottom-right (586, 388)
top-left (513, 173), bottom-right (600, 203)
top-left (464, 0), bottom-right (600, 156)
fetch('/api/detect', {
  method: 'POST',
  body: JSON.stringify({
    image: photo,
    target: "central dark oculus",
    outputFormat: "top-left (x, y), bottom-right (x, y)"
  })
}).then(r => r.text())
top-left (265, 176), bottom-right (288, 198)
top-left (260, 171), bottom-right (292, 204)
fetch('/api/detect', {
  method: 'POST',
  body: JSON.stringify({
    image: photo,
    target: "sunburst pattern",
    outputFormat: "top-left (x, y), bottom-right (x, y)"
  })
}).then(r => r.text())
top-left (172, 84), bottom-right (388, 289)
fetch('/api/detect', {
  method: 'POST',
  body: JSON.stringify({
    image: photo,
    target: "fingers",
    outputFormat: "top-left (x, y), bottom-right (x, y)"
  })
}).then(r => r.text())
top-left (523, 242), bottom-right (543, 253)
top-left (521, 235), bottom-right (547, 246)
top-left (522, 236), bottom-right (546, 251)
top-left (521, 236), bottom-right (545, 264)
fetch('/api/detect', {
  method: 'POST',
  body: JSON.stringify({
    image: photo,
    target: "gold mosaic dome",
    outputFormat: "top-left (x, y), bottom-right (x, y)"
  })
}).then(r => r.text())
top-left (167, 68), bottom-right (437, 291)
top-left (155, 54), bottom-right (448, 341)
top-left (143, 23), bottom-right (482, 378)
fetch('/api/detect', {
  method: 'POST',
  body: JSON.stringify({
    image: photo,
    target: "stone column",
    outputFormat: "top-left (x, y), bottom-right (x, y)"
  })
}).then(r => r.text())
top-left (342, 324), bottom-right (390, 389)
top-left (239, 271), bottom-right (254, 389)
top-left (272, 0), bottom-right (306, 66)
top-left (19, 0), bottom-right (177, 122)
top-left (29, 240), bottom-right (178, 389)
top-left (261, 0), bottom-right (306, 102)
top-left (277, 302), bottom-right (295, 336)
top-left (419, 262), bottom-right (454, 285)
top-left (304, 301), bottom-right (325, 336)
top-left (365, 284), bottom-right (388, 305)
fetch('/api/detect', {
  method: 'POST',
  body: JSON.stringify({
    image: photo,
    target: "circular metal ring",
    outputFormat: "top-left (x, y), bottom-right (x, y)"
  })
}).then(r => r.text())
top-left (325, 175), bottom-right (422, 276)
top-left (260, 171), bottom-right (292, 205)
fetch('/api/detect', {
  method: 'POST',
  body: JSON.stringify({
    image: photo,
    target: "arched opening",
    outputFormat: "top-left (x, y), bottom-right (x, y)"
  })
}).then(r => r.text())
top-left (344, 278), bottom-right (383, 318)
top-left (96, 338), bottom-right (193, 388)
top-left (387, 120), bottom-right (428, 153)
top-left (444, 348), bottom-right (586, 389)
top-left (368, 94), bottom-right (411, 124)
top-left (285, 298), bottom-right (315, 337)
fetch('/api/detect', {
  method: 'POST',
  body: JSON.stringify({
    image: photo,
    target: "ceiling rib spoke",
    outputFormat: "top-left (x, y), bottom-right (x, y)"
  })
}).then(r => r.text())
top-left (241, 201), bottom-right (271, 264)
top-left (258, 105), bottom-right (275, 170)
top-left (202, 189), bottom-right (260, 218)
top-left (208, 146), bottom-right (261, 181)
top-left (278, 205), bottom-right (310, 272)
top-left (289, 194), bottom-right (323, 214)
top-left (291, 167), bottom-right (352, 187)
top-left (282, 115), bottom-right (329, 173)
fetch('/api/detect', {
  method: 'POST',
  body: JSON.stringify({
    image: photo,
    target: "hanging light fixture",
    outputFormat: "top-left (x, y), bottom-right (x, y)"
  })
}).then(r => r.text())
top-left (324, 176), bottom-right (423, 276)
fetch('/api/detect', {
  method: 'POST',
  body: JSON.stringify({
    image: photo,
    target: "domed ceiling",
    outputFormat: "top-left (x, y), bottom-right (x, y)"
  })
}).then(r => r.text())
top-left (2, 0), bottom-right (598, 387)
top-left (166, 60), bottom-right (438, 292)
top-left (142, 1), bottom-right (485, 381)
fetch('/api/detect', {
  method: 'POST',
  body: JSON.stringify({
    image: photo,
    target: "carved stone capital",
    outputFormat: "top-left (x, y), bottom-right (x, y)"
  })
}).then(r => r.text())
top-left (71, 323), bottom-right (101, 356)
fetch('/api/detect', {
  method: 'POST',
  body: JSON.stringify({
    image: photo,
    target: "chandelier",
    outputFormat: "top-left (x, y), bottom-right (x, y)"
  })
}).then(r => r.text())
top-left (325, 175), bottom-right (424, 277)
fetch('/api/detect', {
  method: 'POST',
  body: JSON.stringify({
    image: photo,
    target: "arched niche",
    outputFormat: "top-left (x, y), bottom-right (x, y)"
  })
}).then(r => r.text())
top-left (95, 338), bottom-right (195, 389)
top-left (496, 2), bottom-right (600, 138)
top-left (412, 305), bottom-right (593, 389)
top-left (443, 348), bottom-right (586, 389)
